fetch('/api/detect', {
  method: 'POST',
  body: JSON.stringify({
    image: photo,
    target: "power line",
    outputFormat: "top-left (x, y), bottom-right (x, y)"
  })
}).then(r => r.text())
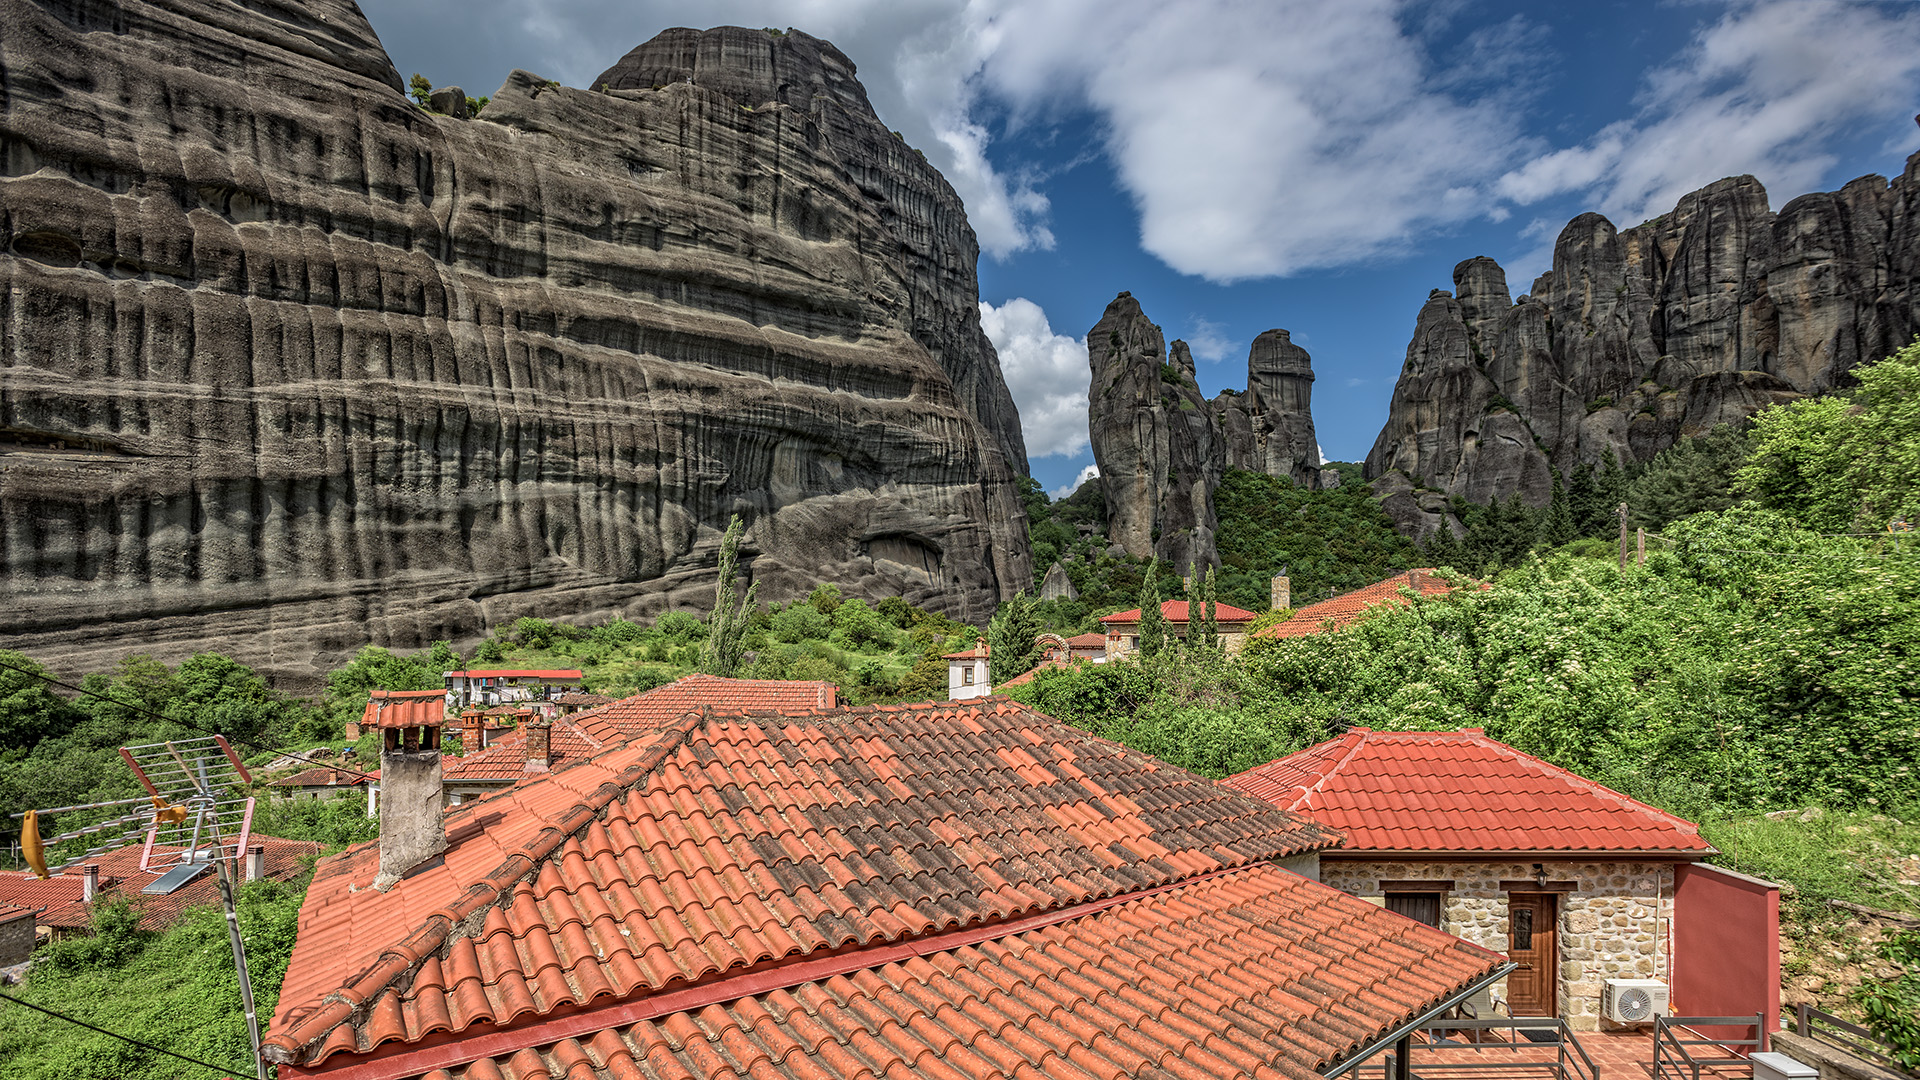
top-left (0, 658), bottom-right (379, 782)
top-left (0, 990), bottom-right (252, 1076)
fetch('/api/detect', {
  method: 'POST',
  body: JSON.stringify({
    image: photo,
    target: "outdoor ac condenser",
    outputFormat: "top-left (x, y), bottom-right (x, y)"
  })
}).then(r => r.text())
top-left (1602, 978), bottom-right (1670, 1023)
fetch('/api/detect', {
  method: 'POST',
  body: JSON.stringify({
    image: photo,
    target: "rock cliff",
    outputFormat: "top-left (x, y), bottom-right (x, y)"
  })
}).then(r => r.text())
top-left (0, 3), bottom-right (1030, 683)
top-left (1087, 292), bottom-right (1325, 567)
top-left (1365, 161), bottom-right (1920, 536)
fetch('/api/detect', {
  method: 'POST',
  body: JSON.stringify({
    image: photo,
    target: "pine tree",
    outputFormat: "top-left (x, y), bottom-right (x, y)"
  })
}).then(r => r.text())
top-left (1567, 462), bottom-right (1600, 538)
top-left (701, 515), bottom-right (759, 677)
top-left (988, 591), bottom-right (1043, 684)
top-left (1589, 447), bottom-right (1628, 536)
top-left (1541, 470), bottom-right (1575, 547)
top-left (408, 73), bottom-right (433, 106)
top-left (1137, 560), bottom-right (1167, 658)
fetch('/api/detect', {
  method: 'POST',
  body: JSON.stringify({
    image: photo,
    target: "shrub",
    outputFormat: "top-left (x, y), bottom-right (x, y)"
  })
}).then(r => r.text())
top-left (832, 600), bottom-right (892, 650)
top-left (654, 610), bottom-right (707, 643)
top-left (770, 603), bottom-right (831, 644)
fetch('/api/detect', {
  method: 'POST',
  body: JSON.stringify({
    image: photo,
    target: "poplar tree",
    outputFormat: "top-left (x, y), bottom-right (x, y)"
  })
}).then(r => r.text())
top-left (701, 515), bottom-right (758, 677)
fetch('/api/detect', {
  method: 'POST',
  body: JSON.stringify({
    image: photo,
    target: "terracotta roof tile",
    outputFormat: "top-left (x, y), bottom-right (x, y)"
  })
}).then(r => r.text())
top-left (564, 675), bottom-right (838, 744)
top-left (0, 872), bottom-right (84, 913)
top-left (443, 717), bottom-right (607, 782)
top-left (364, 690), bottom-right (450, 730)
top-left (1254, 570), bottom-right (1466, 639)
top-left (1064, 632), bottom-right (1107, 648)
top-left (429, 865), bottom-right (1499, 1080)
top-left (1223, 728), bottom-right (1714, 854)
top-left (1099, 600), bottom-right (1258, 625)
top-left (265, 699), bottom-right (1343, 1069)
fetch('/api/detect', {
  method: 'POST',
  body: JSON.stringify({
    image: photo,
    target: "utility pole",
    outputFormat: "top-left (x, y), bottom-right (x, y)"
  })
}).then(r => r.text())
top-left (1618, 502), bottom-right (1629, 571)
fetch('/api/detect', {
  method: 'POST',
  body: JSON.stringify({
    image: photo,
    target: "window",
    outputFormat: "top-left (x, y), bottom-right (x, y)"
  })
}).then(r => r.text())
top-left (1385, 892), bottom-right (1443, 928)
top-left (1511, 904), bottom-right (1533, 949)
top-left (962, 667), bottom-right (974, 686)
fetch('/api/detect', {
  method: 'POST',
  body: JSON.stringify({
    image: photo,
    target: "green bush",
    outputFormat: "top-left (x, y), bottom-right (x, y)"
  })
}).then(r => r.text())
top-left (654, 610), bottom-right (707, 643)
top-left (770, 603), bottom-right (832, 644)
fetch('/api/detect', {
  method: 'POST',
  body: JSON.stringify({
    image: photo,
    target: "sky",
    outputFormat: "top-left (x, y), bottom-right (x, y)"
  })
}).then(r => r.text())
top-left (359, 0), bottom-right (1920, 498)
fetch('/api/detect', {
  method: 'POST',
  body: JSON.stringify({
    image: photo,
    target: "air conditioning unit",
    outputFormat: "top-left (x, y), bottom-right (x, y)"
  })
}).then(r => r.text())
top-left (1602, 978), bottom-right (1669, 1023)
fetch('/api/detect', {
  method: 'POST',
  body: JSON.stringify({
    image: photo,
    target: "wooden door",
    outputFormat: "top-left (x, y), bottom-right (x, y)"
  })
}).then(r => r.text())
top-left (1505, 893), bottom-right (1558, 1016)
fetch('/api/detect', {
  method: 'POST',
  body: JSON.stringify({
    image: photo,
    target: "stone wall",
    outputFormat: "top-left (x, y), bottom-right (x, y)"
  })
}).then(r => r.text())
top-left (1321, 858), bottom-right (1677, 1030)
top-left (0, 908), bottom-right (34, 967)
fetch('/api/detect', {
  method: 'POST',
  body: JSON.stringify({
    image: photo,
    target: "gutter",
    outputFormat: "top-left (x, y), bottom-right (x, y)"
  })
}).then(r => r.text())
top-left (1320, 961), bottom-right (1519, 1079)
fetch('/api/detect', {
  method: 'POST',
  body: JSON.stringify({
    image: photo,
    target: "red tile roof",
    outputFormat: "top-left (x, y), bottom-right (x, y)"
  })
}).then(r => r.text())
top-left (563, 674), bottom-right (838, 743)
top-left (416, 863), bottom-right (1501, 1080)
top-left (442, 717), bottom-right (607, 782)
top-left (1065, 631), bottom-right (1107, 647)
top-left (553, 692), bottom-right (612, 707)
top-left (1223, 727), bottom-right (1715, 855)
top-left (264, 699), bottom-right (1350, 1071)
top-left (1100, 599), bottom-right (1259, 625)
top-left (0, 871), bottom-right (84, 913)
top-left (1255, 569), bottom-right (1463, 639)
top-left (31, 836), bottom-right (321, 931)
top-left (942, 642), bottom-right (990, 660)
top-left (271, 767), bottom-right (377, 789)
top-left (362, 690), bottom-right (449, 730)
top-left (0, 903), bottom-right (31, 925)
top-left (997, 657), bottom-right (1092, 688)
top-left (443, 670), bottom-right (583, 680)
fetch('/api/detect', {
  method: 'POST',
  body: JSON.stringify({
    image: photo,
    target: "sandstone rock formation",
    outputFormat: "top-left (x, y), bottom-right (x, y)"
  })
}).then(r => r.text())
top-left (1088, 292), bottom-right (1326, 566)
top-left (1365, 161), bottom-right (1920, 535)
top-left (1086, 294), bottom-right (1221, 570)
top-left (0, 4), bottom-right (1029, 684)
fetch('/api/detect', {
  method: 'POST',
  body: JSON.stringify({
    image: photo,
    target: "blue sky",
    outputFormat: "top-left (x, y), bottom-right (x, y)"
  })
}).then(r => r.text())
top-left (360, 1), bottom-right (1920, 497)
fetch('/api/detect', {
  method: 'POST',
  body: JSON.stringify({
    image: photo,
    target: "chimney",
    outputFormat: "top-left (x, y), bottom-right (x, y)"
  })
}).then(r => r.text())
top-left (461, 709), bottom-right (485, 755)
top-left (524, 715), bottom-right (551, 773)
top-left (82, 864), bottom-right (99, 903)
top-left (373, 715), bottom-right (446, 890)
top-left (246, 845), bottom-right (266, 882)
top-left (1271, 572), bottom-right (1291, 611)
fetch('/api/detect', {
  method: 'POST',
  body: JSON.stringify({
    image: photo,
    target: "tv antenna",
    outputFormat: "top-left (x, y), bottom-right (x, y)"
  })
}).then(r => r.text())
top-left (11, 735), bottom-right (267, 1080)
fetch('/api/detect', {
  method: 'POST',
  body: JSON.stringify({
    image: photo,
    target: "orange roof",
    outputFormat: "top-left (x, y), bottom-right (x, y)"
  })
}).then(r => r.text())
top-left (30, 836), bottom-right (321, 931)
top-left (942, 642), bottom-right (990, 660)
top-left (1255, 569), bottom-right (1461, 639)
top-left (997, 656), bottom-right (1093, 688)
top-left (1065, 631), bottom-right (1107, 647)
top-left (1100, 599), bottom-right (1259, 625)
top-left (443, 670), bottom-right (582, 679)
top-left (361, 690), bottom-right (447, 730)
top-left (270, 767), bottom-right (376, 789)
top-left (264, 699), bottom-right (1359, 1071)
top-left (413, 863), bottom-right (1501, 1080)
top-left (564, 674), bottom-right (838, 742)
top-left (0, 871), bottom-right (83, 913)
top-left (442, 717), bottom-right (606, 782)
top-left (1224, 728), bottom-right (1714, 855)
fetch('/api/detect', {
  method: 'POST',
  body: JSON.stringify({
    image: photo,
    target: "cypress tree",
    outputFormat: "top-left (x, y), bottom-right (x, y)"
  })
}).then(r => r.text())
top-left (701, 515), bottom-right (758, 677)
top-left (1137, 559), bottom-right (1167, 657)
top-left (1200, 567), bottom-right (1219, 650)
top-left (988, 591), bottom-right (1042, 684)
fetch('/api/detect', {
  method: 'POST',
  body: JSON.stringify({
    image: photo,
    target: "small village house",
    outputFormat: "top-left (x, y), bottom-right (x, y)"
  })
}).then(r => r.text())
top-left (0, 836), bottom-right (320, 940)
top-left (346, 688), bottom-right (447, 739)
top-left (442, 668), bottom-right (583, 710)
top-left (1225, 727), bottom-right (1778, 1031)
top-left (1254, 568), bottom-right (1462, 641)
top-left (944, 641), bottom-right (991, 699)
top-left (269, 766), bottom-right (378, 802)
top-left (1099, 598), bottom-right (1259, 658)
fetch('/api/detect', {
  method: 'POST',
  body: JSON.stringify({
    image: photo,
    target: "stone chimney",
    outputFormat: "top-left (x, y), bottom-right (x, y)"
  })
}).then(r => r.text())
top-left (1271, 572), bottom-right (1291, 611)
top-left (372, 715), bottom-right (446, 890)
top-left (524, 716), bottom-right (551, 773)
top-left (461, 709), bottom-right (485, 755)
top-left (246, 844), bottom-right (266, 882)
top-left (81, 863), bottom-right (99, 903)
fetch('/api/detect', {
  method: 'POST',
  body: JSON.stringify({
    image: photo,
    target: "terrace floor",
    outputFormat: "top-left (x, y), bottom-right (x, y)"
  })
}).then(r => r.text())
top-left (1401, 1027), bottom-right (1756, 1080)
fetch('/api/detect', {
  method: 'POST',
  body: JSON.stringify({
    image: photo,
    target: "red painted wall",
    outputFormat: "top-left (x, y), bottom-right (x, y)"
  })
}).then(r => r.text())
top-left (1672, 863), bottom-right (1780, 1046)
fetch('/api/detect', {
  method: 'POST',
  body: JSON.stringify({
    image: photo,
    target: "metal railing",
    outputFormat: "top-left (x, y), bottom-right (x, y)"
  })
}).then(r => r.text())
top-left (1378, 1018), bottom-right (1599, 1080)
top-left (1794, 1003), bottom-right (1901, 1068)
top-left (1653, 1015), bottom-right (1765, 1080)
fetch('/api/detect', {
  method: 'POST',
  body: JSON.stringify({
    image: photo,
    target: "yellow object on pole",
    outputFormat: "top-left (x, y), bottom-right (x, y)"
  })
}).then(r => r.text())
top-left (150, 798), bottom-right (187, 826)
top-left (20, 809), bottom-right (47, 880)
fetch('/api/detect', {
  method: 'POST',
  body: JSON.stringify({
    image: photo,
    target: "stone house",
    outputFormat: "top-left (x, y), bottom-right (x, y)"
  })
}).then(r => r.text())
top-left (1226, 727), bottom-right (1719, 1030)
top-left (442, 668), bottom-right (583, 710)
top-left (1099, 599), bottom-right (1260, 658)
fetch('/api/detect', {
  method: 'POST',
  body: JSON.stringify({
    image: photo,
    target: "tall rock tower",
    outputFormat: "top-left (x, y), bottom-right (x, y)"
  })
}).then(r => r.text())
top-left (1244, 329), bottom-right (1321, 487)
top-left (1086, 293), bottom-right (1221, 570)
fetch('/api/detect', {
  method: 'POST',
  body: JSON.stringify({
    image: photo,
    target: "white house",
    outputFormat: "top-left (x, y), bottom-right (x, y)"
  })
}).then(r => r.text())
top-left (944, 643), bottom-right (991, 700)
top-left (443, 668), bottom-right (584, 710)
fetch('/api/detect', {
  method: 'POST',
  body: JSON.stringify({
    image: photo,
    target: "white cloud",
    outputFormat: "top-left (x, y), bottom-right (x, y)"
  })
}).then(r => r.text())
top-left (1184, 318), bottom-right (1234, 364)
top-left (1496, 1), bottom-right (1920, 225)
top-left (1051, 463), bottom-right (1099, 500)
top-left (978, 298), bottom-right (1089, 459)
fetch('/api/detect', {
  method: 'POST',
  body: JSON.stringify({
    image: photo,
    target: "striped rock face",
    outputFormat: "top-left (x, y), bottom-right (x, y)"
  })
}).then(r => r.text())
top-left (0, 9), bottom-right (1029, 684)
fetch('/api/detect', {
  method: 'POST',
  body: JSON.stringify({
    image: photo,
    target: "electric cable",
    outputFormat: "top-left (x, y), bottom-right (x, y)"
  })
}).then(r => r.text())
top-left (0, 657), bottom-right (379, 782)
top-left (0, 990), bottom-right (252, 1076)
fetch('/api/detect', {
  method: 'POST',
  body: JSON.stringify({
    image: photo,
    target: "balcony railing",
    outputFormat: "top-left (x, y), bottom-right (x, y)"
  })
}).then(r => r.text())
top-left (1373, 1018), bottom-right (1600, 1080)
top-left (1652, 1014), bottom-right (1765, 1080)
top-left (1794, 1003), bottom-right (1901, 1069)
